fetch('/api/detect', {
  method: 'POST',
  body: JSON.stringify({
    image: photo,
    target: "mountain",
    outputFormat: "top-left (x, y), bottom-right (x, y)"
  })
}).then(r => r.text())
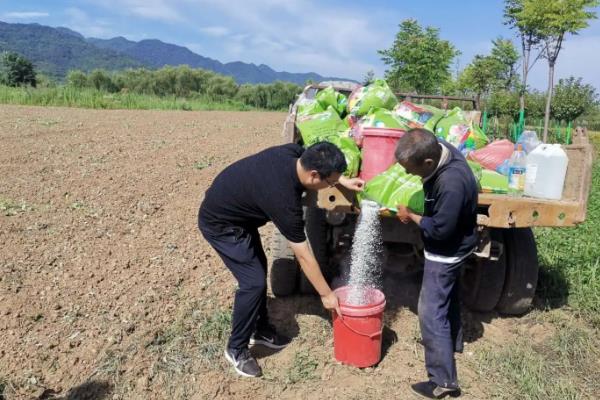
top-left (0, 22), bottom-right (141, 79)
top-left (87, 37), bottom-right (226, 74)
top-left (87, 36), bottom-right (346, 85)
top-left (0, 21), bottom-right (348, 85)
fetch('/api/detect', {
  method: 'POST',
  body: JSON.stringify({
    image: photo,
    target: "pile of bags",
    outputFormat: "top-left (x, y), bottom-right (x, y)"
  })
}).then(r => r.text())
top-left (294, 78), bottom-right (519, 208)
top-left (465, 131), bottom-right (543, 194)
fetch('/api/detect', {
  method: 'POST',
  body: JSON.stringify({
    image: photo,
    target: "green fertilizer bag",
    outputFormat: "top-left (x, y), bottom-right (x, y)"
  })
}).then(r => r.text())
top-left (297, 99), bottom-right (325, 117)
top-left (358, 163), bottom-right (424, 214)
top-left (480, 169), bottom-right (509, 194)
top-left (360, 108), bottom-right (411, 130)
top-left (296, 106), bottom-right (348, 145)
top-left (316, 86), bottom-right (348, 117)
top-left (314, 134), bottom-right (361, 178)
top-left (347, 79), bottom-right (398, 117)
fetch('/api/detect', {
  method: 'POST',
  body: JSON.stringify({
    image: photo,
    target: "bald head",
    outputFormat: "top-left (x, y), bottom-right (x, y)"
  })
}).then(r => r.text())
top-left (394, 128), bottom-right (441, 178)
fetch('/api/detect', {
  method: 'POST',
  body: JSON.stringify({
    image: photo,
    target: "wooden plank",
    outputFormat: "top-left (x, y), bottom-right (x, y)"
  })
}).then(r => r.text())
top-left (479, 195), bottom-right (581, 228)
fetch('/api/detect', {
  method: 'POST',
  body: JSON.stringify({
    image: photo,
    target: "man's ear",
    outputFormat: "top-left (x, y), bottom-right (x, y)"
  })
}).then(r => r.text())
top-left (310, 170), bottom-right (320, 181)
top-left (424, 158), bottom-right (435, 168)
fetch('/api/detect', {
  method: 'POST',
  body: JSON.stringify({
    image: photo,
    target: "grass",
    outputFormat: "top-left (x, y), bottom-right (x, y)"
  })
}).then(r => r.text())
top-left (534, 133), bottom-right (600, 323)
top-left (472, 319), bottom-right (599, 400)
top-left (286, 349), bottom-right (319, 384)
top-left (195, 309), bottom-right (232, 363)
top-left (0, 198), bottom-right (33, 216)
top-left (146, 302), bottom-right (232, 377)
top-left (193, 157), bottom-right (214, 170)
top-left (0, 85), bottom-right (256, 112)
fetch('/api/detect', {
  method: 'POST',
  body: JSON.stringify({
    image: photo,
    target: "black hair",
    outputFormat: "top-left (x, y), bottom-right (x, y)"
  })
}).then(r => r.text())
top-left (300, 142), bottom-right (347, 178)
top-left (394, 128), bottom-right (441, 166)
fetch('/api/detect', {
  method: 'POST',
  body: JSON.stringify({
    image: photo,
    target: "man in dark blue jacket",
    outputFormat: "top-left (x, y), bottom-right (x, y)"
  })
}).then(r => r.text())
top-left (393, 128), bottom-right (478, 399)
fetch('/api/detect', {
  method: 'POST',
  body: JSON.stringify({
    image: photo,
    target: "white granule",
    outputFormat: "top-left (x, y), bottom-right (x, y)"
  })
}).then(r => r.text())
top-left (346, 200), bottom-right (383, 305)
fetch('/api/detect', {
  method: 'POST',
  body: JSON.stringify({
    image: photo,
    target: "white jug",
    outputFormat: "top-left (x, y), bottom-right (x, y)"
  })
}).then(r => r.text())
top-left (524, 144), bottom-right (569, 200)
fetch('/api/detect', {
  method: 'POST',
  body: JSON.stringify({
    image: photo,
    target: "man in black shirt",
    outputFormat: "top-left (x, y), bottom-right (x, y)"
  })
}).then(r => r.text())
top-left (198, 142), bottom-right (364, 378)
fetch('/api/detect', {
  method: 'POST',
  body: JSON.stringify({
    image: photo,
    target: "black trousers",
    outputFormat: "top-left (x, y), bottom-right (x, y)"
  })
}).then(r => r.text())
top-left (418, 258), bottom-right (464, 390)
top-left (199, 218), bottom-right (270, 351)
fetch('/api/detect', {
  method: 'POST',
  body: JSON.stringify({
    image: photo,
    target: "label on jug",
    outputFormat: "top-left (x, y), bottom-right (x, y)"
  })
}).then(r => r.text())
top-left (526, 164), bottom-right (538, 184)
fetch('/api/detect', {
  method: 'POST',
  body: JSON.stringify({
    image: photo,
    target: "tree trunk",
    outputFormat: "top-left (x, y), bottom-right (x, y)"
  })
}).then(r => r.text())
top-left (519, 43), bottom-right (530, 115)
top-left (542, 62), bottom-right (555, 143)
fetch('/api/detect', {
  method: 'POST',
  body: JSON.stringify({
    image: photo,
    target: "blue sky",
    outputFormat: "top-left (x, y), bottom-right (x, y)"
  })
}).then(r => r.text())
top-left (1, 0), bottom-right (599, 90)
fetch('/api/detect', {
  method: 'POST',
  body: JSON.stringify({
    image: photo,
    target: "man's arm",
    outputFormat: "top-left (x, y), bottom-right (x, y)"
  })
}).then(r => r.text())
top-left (289, 241), bottom-right (342, 318)
top-left (338, 175), bottom-right (365, 192)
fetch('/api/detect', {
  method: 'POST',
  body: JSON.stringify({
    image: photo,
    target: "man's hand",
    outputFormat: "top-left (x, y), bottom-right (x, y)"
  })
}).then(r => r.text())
top-left (320, 291), bottom-right (343, 320)
top-left (396, 204), bottom-right (423, 225)
top-left (338, 176), bottom-right (365, 192)
top-left (396, 205), bottom-right (412, 224)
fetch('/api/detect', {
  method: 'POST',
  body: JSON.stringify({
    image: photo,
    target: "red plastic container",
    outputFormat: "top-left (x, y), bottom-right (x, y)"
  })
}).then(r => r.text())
top-left (332, 286), bottom-right (386, 368)
top-left (359, 128), bottom-right (405, 181)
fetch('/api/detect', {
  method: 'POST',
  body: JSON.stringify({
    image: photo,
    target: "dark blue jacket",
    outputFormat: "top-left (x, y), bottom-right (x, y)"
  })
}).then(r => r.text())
top-left (419, 140), bottom-right (478, 258)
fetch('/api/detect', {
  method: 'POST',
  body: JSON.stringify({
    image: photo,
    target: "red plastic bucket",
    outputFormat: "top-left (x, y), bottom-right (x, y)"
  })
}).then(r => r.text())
top-left (359, 128), bottom-right (405, 181)
top-left (332, 286), bottom-right (386, 368)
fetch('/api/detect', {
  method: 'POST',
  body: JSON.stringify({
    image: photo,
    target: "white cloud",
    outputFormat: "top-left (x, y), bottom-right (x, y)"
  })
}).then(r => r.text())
top-left (85, 0), bottom-right (184, 23)
top-left (64, 7), bottom-right (114, 38)
top-left (3, 11), bottom-right (49, 19)
top-left (181, 0), bottom-right (396, 79)
top-left (199, 26), bottom-right (229, 37)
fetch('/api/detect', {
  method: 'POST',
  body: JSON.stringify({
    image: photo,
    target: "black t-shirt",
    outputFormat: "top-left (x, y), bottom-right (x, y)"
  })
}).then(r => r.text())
top-left (199, 144), bottom-right (306, 243)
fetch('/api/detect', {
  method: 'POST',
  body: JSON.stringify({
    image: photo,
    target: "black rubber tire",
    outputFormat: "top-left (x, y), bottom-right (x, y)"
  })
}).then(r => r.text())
top-left (496, 228), bottom-right (540, 315)
top-left (461, 229), bottom-right (507, 312)
top-left (269, 228), bottom-right (298, 297)
top-left (299, 207), bottom-right (332, 294)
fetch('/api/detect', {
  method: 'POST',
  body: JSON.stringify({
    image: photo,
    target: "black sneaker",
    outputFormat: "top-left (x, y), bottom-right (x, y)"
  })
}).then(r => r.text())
top-left (249, 325), bottom-right (291, 350)
top-left (224, 347), bottom-right (262, 378)
top-left (410, 381), bottom-right (461, 399)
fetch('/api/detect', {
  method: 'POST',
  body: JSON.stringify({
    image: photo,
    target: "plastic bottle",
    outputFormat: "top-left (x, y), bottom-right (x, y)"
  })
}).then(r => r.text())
top-left (508, 143), bottom-right (527, 196)
top-left (524, 144), bottom-right (569, 200)
top-left (517, 130), bottom-right (541, 153)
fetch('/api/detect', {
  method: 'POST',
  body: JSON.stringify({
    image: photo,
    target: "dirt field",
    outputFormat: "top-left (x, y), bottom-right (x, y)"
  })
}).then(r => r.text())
top-left (0, 105), bottom-right (583, 399)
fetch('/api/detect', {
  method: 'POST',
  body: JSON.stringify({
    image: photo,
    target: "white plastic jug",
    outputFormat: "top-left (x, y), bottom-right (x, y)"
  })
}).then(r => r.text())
top-left (524, 144), bottom-right (569, 200)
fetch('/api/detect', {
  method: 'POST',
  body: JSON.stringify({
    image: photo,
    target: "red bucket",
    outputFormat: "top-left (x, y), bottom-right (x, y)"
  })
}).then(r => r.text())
top-left (359, 128), bottom-right (405, 181)
top-left (332, 286), bottom-right (386, 368)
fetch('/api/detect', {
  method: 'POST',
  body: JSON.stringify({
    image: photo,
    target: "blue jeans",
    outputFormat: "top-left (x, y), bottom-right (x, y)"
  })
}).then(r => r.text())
top-left (418, 258), bottom-right (464, 389)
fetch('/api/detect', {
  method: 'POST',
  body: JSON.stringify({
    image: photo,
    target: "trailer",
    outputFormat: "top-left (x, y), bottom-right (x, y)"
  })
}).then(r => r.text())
top-left (270, 82), bottom-right (594, 315)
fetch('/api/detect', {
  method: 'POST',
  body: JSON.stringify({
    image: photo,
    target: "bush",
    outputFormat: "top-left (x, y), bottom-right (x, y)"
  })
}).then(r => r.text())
top-left (0, 51), bottom-right (36, 87)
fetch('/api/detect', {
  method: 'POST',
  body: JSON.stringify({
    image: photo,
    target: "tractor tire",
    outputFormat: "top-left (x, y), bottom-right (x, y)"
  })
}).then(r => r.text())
top-left (299, 207), bottom-right (332, 294)
top-left (496, 228), bottom-right (539, 315)
top-left (461, 229), bottom-right (507, 312)
top-left (269, 228), bottom-right (298, 297)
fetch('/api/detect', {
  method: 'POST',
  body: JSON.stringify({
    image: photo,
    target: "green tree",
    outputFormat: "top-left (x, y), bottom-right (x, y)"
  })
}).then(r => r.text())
top-left (551, 76), bottom-right (598, 122)
top-left (88, 69), bottom-right (118, 92)
top-left (490, 37), bottom-right (520, 90)
top-left (67, 70), bottom-right (88, 88)
top-left (362, 70), bottom-right (375, 85)
top-left (378, 19), bottom-right (459, 94)
top-left (205, 75), bottom-right (238, 101)
top-left (458, 55), bottom-right (503, 108)
top-left (513, 0), bottom-right (598, 140)
top-left (486, 89), bottom-right (520, 118)
top-left (504, 0), bottom-right (545, 115)
top-left (0, 51), bottom-right (37, 87)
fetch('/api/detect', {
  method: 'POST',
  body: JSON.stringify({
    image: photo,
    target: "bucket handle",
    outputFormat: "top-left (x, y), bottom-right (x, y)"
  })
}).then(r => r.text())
top-left (338, 315), bottom-right (383, 339)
